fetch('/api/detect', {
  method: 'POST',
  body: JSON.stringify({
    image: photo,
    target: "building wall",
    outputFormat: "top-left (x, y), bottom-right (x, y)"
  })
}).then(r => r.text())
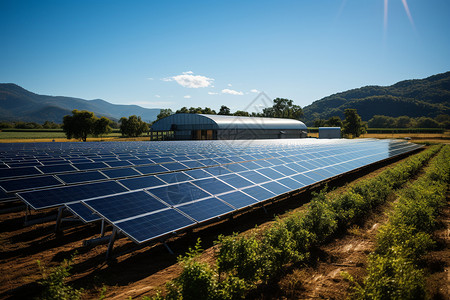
top-left (318, 127), bottom-right (341, 139)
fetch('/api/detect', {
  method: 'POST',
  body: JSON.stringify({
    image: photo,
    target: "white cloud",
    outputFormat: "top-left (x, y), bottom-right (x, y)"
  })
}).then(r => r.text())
top-left (222, 88), bottom-right (244, 95)
top-left (155, 95), bottom-right (161, 98)
top-left (208, 92), bottom-right (218, 95)
top-left (147, 77), bottom-right (154, 80)
top-left (250, 89), bottom-right (259, 93)
top-left (184, 95), bottom-right (192, 99)
top-left (227, 83), bottom-right (232, 87)
top-left (161, 77), bottom-right (173, 82)
top-left (183, 71), bottom-right (194, 74)
top-left (171, 72), bottom-right (214, 88)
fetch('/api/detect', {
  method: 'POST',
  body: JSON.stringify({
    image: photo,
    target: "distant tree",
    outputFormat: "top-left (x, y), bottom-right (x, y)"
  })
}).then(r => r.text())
top-left (189, 107), bottom-right (203, 114)
top-left (62, 110), bottom-right (97, 141)
top-left (0, 121), bottom-right (13, 129)
top-left (415, 117), bottom-right (439, 128)
top-left (314, 119), bottom-right (326, 127)
top-left (42, 121), bottom-right (60, 129)
top-left (435, 114), bottom-right (450, 129)
top-left (176, 107), bottom-right (189, 114)
top-left (325, 116), bottom-right (343, 127)
top-left (262, 98), bottom-right (303, 120)
top-left (342, 109), bottom-right (367, 138)
top-left (15, 121), bottom-right (43, 129)
top-left (394, 116), bottom-right (412, 128)
top-left (120, 115), bottom-right (149, 137)
top-left (201, 107), bottom-right (216, 114)
top-left (367, 115), bottom-right (396, 128)
top-left (156, 109), bottom-right (173, 120)
top-left (218, 105), bottom-right (231, 115)
top-left (233, 110), bottom-right (250, 117)
top-left (92, 117), bottom-right (112, 138)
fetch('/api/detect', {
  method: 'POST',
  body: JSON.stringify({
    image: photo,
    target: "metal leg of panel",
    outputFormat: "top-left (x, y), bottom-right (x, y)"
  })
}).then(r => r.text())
top-left (106, 228), bottom-right (118, 260)
top-left (24, 205), bottom-right (30, 224)
top-left (100, 219), bottom-right (105, 237)
top-left (163, 241), bottom-right (174, 255)
top-left (262, 205), bottom-right (268, 214)
top-left (55, 206), bottom-right (65, 232)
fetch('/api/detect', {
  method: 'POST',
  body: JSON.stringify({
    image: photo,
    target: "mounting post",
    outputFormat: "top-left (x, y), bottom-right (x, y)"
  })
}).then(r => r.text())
top-left (100, 219), bottom-right (105, 237)
top-left (55, 206), bottom-right (65, 232)
top-left (163, 241), bottom-right (174, 255)
top-left (24, 205), bottom-right (30, 224)
top-left (106, 228), bottom-right (118, 260)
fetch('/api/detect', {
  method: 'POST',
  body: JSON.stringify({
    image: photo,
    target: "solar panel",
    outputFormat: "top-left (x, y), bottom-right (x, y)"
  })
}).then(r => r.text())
top-left (73, 162), bottom-right (109, 171)
top-left (101, 168), bottom-right (140, 179)
top-left (217, 173), bottom-right (254, 189)
top-left (83, 191), bottom-right (168, 222)
top-left (135, 164), bottom-right (168, 175)
top-left (156, 172), bottom-right (193, 184)
top-left (56, 171), bottom-right (108, 184)
top-left (148, 182), bottom-right (210, 206)
top-left (242, 185), bottom-right (276, 201)
top-left (37, 164), bottom-right (77, 174)
top-left (176, 197), bottom-right (234, 222)
top-left (192, 178), bottom-right (234, 195)
top-left (18, 181), bottom-right (128, 209)
top-left (0, 175), bottom-right (62, 193)
top-left (114, 208), bottom-right (196, 243)
top-left (216, 190), bottom-right (259, 209)
top-left (0, 166), bottom-right (42, 179)
top-left (118, 175), bottom-right (166, 190)
top-left (66, 202), bottom-right (101, 223)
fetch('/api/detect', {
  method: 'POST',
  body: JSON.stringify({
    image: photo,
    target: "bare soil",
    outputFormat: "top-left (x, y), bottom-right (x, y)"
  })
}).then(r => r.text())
top-left (0, 148), bottom-right (448, 300)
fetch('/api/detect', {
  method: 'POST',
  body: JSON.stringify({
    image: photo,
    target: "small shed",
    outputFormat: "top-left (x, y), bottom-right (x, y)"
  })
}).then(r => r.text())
top-left (318, 127), bottom-right (341, 139)
top-left (151, 113), bottom-right (308, 140)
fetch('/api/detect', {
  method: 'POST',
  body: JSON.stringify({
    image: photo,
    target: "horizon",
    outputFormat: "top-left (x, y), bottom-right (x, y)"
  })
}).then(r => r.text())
top-left (1, 0), bottom-right (450, 113)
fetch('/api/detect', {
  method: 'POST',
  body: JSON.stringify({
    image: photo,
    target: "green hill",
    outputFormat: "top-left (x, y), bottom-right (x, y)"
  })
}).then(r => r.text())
top-left (302, 72), bottom-right (450, 125)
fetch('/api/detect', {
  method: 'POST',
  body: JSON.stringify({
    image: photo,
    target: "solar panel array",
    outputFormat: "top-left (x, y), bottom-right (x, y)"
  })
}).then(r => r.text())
top-left (0, 139), bottom-right (422, 244)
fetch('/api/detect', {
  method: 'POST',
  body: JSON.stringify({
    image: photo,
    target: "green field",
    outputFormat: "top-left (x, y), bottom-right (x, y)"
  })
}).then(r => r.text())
top-left (0, 130), bottom-right (122, 140)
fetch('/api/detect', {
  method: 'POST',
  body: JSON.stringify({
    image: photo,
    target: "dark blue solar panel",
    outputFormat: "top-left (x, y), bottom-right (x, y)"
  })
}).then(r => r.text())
top-left (197, 158), bottom-right (218, 167)
top-left (192, 178), bottom-right (234, 195)
top-left (271, 165), bottom-right (297, 176)
top-left (0, 175), bottom-right (62, 193)
top-left (242, 186), bottom-right (276, 201)
top-left (261, 181), bottom-right (291, 195)
top-left (253, 160), bottom-right (273, 167)
top-left (73, 162), bottom-right (109, 170)
top-left (157, 172), bottom-right (192, 184)
top-left (106, 160), bottom-right (133, 167)
top-left (101, 168), bottom-right (140, 179)
top-left (291, 173), bottom-right (316, 186)
top-left (115, 208), bottom-right (196, 243)
top-left (224, 163), bottom-right (248, 172)
top-left (204, 166), bottom-right (231, 176)
top-left (256, 168), bottom-right (284, 180)
top-left (180, 160), bottom-right (205, 168)
top-left (303, 171), bottom-right (327, 182)
top-left (119, 175), bottom-right (165, 190)
top-left (57, 171), bottom-right (108, 184)
top-left (163, 162), bottom-right (188, 171)
top-left (217, 174), bottom-right (253, 189)
top-left (127, 158), bottom-right (152, 165)
top-left (217, 191), bottom-right (259, 208)
top-left (239, 161), bottom-right (261, 170)
top-left (239, 170), bottom-right (270, 184)
top-left (176, 198), bottom-right (234, 222)
top-left (152, 157), bottom-right (175, 164)
top-left (285, 162), bottom-right (309, 173)
top-left (135, 164), bottom-right (168, 175)
top-left (277, 177), bottom-right (305, 190)
top-left (8, 161), bottom-right (41, 168)
top-left (214, 157), bottom-right (233, 164)
top-left (37, 164), bottom-right (77, 174)
top-left (184, 169), bottom-right (212, 179)
top-left (66, 202), bottom-right (101, 223)
top-left (148, 182), bottom-right (210, 206)
top-left (18, 181), bottom-right (128, 209)
top-left (0, 166), bottom-right (42, 179)
top-left (84, 191), bottom-right (168, 222)
top-left (298, 161), bottom-right (318, 170)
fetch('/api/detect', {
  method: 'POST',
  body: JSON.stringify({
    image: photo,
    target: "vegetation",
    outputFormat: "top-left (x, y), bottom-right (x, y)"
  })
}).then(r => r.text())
top-left (62, 110), bottom-right (112, 141)
top-left (302, 71), bottom-right (450, 125)
top-left (36, 254), bottom-right (83, 300)
top-left (348, 145), bottom-right (449, 299)
top-left (313, 116), bottom-right (343, 127)
top-left (367, 114), bottom-right (449, 129)
top-left (342, 109), bottom-right (367, 138)
top-left (153, 146), bottom-right (440, 299)
top-left (119, 115), bottom-right (149, 137)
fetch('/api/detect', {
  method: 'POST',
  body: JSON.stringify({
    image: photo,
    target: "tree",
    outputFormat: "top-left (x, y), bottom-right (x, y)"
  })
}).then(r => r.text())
top-left (176, 107), bottom-right (189, 114)
top-left (120, 115), bottom-right (149, 137)
top-left (342, 109), bottom-right (367, 138)
top-left (394, 116), bottom-right (412, 128)
top-left (92, 117), bottom-right (112, 138)
top-left (62, 110), bottom-right (97, 141)
top-left (262, 98), bottom-right (303, 120)
top-left (367, 115), bottom-right (395, 128)
top-left (42, 121), bottom-right (60, 129)
top-left (415, 117), bottom-right (439, 128)
top-left (314, 119), bottom-right (326, 127)
top-left (218, 105), bottom-right (231, 115)
top-left (233, 110), bottom-right (250, 116)
top-left (325, 116), bottom-right (343, 127)
top-left (201, 107), bottom-right (216, 114)
top-left (156, 108), bottom-right (173, 121)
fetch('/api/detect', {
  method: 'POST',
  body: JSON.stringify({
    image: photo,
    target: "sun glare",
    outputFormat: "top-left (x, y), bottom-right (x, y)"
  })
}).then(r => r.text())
top-left (384, 0), bottom-right (415, 33)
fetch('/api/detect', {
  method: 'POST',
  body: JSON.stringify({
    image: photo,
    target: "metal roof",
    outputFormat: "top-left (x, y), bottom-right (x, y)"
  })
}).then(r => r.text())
top-left (151, 113), bottom-right (307, 131)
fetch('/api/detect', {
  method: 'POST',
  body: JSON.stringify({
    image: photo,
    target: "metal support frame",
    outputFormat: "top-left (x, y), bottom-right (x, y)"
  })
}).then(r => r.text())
top-left (163, 241), bottom-right (174, 255)
top-left (106, 228), bottom-right (118, 260)
top-left (55, 206), bottom-right (65, 232)
top-left (24, 204), bottom-right (30, 224)
top-left (100, 219), bottom-right (106, 237)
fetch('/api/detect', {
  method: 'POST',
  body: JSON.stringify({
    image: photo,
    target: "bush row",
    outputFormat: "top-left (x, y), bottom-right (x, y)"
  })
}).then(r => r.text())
top-left (350, 145), bottom-right (449, 299)
top-left (152, 145), bottom-right (441, 300)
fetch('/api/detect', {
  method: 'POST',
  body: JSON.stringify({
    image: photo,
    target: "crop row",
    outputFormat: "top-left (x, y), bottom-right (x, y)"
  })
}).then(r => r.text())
top-left (150, 145), bottom-right (442, 300)
top-left (349, 145), bottom-right (449, 299)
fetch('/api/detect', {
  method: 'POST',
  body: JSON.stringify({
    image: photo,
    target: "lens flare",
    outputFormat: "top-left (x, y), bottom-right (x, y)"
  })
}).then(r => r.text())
top-left (384, 0), bottom-right (415, 32)
top-left (401, 0), bottom-right (415, 27)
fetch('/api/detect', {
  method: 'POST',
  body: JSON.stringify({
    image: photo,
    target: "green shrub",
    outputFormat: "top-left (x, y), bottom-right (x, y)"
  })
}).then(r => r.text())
top-left (37, 254), bottom-right (82, 300)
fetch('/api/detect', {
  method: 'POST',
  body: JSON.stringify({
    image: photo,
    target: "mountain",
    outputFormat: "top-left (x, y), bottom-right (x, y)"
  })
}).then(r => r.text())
top-left (302, 71), bottom-right (450, 125)
top-left (0, 84), bottom-right (160, 123)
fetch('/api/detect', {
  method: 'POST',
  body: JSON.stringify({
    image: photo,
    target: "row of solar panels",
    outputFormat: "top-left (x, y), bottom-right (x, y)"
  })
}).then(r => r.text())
top-left (3, 139), bottom-right (411, 197)
top-left (13, 140), bottom-right (422, 244)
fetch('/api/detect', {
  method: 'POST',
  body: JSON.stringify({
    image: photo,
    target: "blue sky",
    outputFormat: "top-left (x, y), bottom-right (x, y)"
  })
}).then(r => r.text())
top-left (1, 0), bottom-right (449, 113)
